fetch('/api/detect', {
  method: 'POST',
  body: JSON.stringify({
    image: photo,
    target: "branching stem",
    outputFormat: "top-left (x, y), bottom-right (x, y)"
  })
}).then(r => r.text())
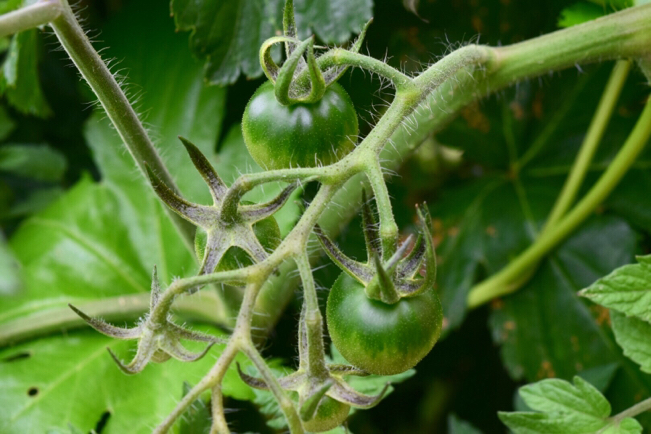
top-left (542, 59), bottom-right (631, 233)
top-left (7, 2), bottom-right (651, 432)
top-left (467, 97), bottom-right (651, 307)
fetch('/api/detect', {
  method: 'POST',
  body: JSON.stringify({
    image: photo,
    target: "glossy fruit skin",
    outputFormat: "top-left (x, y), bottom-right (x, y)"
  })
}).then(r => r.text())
top-left (302, 396), bottom-right (350, 433)
top-left (194, 215), bottom-right (280, 285)
top-left (326, 273), bottom-right (443, 376)
top-left (242, 81), bottom-right (358, 170)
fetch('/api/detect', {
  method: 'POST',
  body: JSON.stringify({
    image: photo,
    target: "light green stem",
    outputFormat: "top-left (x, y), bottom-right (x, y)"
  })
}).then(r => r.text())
top-left (295, 253), bottom-right (329, 378)
top-left (0, 291), bottom-right (224, 346)
top-left (243, 343), bottom-right (304, 434)
top-left (467, 98), bottom-right (651, 308)
top-left (48, 0), bottom-right (195, 250)
top-left (608, 396), bottom-right (651, 426)
top-left (542, 60), bottom-right (631, 233)
top-left (0, 0), bottom-right (61, 37)
top-left (366, 159), bottom-right (399, 257)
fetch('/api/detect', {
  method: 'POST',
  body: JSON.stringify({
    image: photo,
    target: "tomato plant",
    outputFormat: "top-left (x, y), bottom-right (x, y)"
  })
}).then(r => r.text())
top-left (242, 81), bottom-right (358, 170)
top-left (2, 0), bottom-right (651, 433)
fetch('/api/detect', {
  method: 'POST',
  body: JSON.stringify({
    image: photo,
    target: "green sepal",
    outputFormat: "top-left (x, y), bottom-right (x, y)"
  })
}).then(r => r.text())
top-left (259, 36), bottom-right (299, 82)
top-left (69, 268), bottom-right (225, 375)
top-left (365, 251), bottom-right (401, 304)
top-left (299, 380), bottom-right (334, 422)
top-left (275, 37), bottom-right (326, 105)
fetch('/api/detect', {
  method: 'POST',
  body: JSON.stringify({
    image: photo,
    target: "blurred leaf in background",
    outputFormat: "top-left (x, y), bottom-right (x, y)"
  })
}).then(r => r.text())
top-left (170, 0), bottom-right (372, 85)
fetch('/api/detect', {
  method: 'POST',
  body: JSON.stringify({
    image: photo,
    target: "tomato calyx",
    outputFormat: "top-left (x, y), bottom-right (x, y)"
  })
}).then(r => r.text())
top-left (236, 302), bottom-right (388, 432)
top-left (68, 268), bottom-right (225, 374)
top-left (315, 192), bottom-right (437, 305)
top-left (259, 0), bottom-right (371, 106)
top-left (145, 136), bottom-right (297, 277)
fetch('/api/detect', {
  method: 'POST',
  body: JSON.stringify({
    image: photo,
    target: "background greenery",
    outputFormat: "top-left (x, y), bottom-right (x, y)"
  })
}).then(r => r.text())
top-left (0, 0), bottom-right (650, 432)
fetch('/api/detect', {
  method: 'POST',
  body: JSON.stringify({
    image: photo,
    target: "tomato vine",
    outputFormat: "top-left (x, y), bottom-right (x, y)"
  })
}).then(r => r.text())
top-left (1, 0), bottom-right (651, 433)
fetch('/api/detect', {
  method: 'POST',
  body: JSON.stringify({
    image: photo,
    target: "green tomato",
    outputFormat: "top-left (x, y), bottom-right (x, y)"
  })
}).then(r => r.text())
top-left (194, 215), bottom-right (280, 285)
top-left (242, 81), bottom-right (358, 170)
top-left (326, 273), bottom-right (443, 376)
top-left (302, 396), bottom-right (350, 433)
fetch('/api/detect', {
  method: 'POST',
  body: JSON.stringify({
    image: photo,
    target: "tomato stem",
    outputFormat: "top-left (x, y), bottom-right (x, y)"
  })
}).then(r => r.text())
top-left (607, 396), bottom-right (651, 427)
top-left (48, 0), bottom-right (196, 251)
top-left (0, 0), bottom-right (61, 37)
top-left (541, 59), bottom-right (631, 232)
top-left (467, 97), bottom-right (651, 308)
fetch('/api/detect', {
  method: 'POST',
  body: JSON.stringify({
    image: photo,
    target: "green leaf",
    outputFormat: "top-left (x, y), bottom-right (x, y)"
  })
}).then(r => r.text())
top-left (178, 382), bottom-right (212, 434)
top-left (430, 65), bottom-right (651, 427)
top-left (170, 0), bottom-right (373, 85)
top-left (580, 255), bottom-right (651, 324)
top-left (499, 376), bottom-right (642, 434)
top-left (0, 105), bottom-right (15, 140)
top-left (0, 144), bottom-right (67, 182)
top-left (0, 187), bottom-right (64, 220)
top-left (448, 414), bottom-right (483, 434)
top-left (0, 0), bottom-right (22, 15)
top-left (611, 310), bottom-right (651, 374)
top-left (0, 231), bottom-right (20, 294)
top-left (0, 29), bottom-right (51, 118)
top-left (489, 215), bottom-right (637, 382)
top-left (520, 376), bottom-right (610, 417)
top-left (577, 363), bottom-right (620, 393)
top-left (0, 329), bottom-right (252, 433)
top-left (558, 2), bottom-right (605, 28)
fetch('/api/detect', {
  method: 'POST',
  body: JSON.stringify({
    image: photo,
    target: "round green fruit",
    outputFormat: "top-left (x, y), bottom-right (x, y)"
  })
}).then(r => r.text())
top-left (326, 273), bottom-right (443, 376)
top-left (302, 396), bottom-right (350, 433)
top-left (242, 81), bottom-right (358, 170)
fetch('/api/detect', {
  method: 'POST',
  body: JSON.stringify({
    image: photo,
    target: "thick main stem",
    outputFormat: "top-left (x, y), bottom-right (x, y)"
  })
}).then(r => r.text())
top-left (467, 98), bottom-right (651, 308)
top-left (49, 0), bottom-right (195, 249)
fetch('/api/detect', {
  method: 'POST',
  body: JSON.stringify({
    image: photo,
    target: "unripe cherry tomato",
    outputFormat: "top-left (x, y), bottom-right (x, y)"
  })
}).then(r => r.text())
top-left (326, 273), bottom-right (443, 376)
top-left (242, 81), bottom-right (358, 170)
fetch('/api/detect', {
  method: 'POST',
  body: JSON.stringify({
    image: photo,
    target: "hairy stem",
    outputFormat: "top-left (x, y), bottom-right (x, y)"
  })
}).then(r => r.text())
top-left (467, 97), bottom-right (651, 307)
top-left (242, 343), bottom-right (304, 434)
top-left (0, 0), bottom-right (61, 37)
top-left (153, 339), bottom-right (241, 434)
top-left (313, 48), bottom-right (412, 90)
top-left (295, 254), bottom-right (329, 378)
top-left (210, 384), bottom-right (229, 434)
top-left (239, 3), bottom-right (651, 337)
top-left (365, 160), bottom-right (398, 258)
top-left (48, 0), bottom-right (195, 250)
